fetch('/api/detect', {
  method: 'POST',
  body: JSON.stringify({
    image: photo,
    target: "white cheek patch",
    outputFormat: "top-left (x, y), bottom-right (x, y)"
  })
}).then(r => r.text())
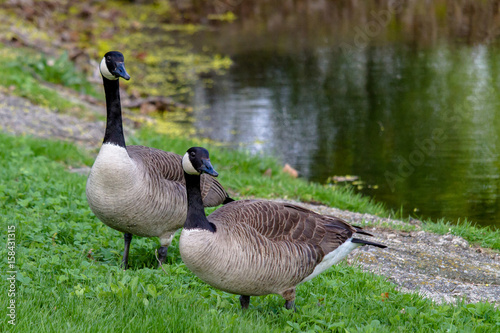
top-left (100, 57), bottom-right (118, 80)
top-left (182, 153), bottom-right (200, 175)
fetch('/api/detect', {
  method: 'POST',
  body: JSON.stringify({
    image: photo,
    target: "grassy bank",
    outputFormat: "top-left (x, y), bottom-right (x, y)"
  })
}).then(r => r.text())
top-left (0, 132), bottom-right (499, 332)
top-left (0, 44), bottom-right (100, 112)
top-left (133, 125), bottom-right (387, 215)
top-left (1, 41), bottom-right (498, 250)
top-left (0, 35), bottom-right (499, 331)
top-left (133, 125), bottom-right (500, 251)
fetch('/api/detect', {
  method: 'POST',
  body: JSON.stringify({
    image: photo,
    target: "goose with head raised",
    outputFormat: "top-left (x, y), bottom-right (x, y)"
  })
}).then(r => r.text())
top-left (179, 147), bottom-right (387, 309)
top-left (86, 52), bottom-right (233, 269)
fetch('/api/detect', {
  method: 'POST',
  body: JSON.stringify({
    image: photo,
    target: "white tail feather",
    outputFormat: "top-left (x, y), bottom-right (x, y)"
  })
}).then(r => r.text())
top-left (301, 238), bottom-right (362, 283)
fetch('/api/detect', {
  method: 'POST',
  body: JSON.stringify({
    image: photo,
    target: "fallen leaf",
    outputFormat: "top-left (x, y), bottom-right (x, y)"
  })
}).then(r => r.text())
top-left (263, 168), bottom-right (272, 177)
top-left (140, 102), bottom-right (157, 114)
top-left (87, 249), bottom-right (94, 260)
top-left (282, 164), bottom-right (298, 178)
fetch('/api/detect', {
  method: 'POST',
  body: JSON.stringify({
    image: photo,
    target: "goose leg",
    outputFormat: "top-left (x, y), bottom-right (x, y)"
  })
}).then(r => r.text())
top-left (157, 246), bottom-right (168, 267)
top-left (157, 233), bottom-right (175, 268)
top-left (239, 295), bottom-right (250, 309)
top-left (121, 233), bottom-right (133, 270)
top-left (284, 300), bottom-right (295, 310)
top-left (281, 288), bottom-right (296, 310)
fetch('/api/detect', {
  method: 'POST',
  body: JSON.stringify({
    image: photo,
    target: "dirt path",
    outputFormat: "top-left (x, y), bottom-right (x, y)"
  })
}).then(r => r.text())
top-left (1, 92), bottom-right (498, 306)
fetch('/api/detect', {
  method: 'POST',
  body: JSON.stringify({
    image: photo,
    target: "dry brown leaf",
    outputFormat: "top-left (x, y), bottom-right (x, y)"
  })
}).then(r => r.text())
top-left (282, 163), bottom-right (298, 178)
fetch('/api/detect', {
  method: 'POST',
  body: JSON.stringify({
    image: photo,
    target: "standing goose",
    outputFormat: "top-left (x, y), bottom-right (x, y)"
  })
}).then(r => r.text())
top-left (179, 147), bottom-right (387, 309)
top-left (86, 51), bottom-right (232, 269)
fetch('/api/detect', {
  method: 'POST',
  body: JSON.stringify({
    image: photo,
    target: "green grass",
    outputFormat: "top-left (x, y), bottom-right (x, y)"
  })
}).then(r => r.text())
top-left (1, 132), bottom-right (499, 332)
top-left (25, 51), bottom-right (99, 97)
top-left (422, 218), bottom-right (500, 250)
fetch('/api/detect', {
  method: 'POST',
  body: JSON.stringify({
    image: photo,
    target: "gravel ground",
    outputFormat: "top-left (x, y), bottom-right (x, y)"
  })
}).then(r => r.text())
top-left (294, 202), bottom-right (500, 306)
top-left (1, 92), bottom-right (499, 306)
top-left (0, 92), bottom-right (104, 149)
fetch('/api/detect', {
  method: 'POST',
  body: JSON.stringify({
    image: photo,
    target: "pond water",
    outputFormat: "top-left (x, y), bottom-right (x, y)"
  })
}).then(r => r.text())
top-left (172, 1), bottom-right (500, 229)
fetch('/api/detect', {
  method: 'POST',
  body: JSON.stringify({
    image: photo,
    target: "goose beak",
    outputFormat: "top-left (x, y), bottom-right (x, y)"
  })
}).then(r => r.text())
top-left (200, 159), bottom-right (218, 177)
top-left (112, 62), bottom-right (131, 80)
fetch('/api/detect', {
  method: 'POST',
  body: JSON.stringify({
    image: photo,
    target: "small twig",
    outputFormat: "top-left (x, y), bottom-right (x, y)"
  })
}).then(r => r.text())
top-left (154, 249), bottom-right (169, 276)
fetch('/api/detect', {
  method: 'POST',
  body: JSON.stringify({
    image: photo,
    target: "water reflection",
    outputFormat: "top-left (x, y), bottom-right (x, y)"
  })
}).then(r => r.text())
top-left (192, 41), bottom-right (500, 228)
top-left (176, 0), bottom-right (500, 47)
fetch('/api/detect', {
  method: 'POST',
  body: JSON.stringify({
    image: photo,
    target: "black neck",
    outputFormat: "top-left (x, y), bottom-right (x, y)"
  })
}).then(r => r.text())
top-left (102, 77), bottom-right (126, 147)
top-left (184, 173), bottom-right (216, 232)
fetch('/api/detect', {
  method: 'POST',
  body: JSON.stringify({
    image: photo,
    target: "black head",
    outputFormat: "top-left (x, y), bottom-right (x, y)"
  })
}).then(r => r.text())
top-left (182, 147), bottom-right (219, 177)
top-left (100, 51), bottom-right (131, 81)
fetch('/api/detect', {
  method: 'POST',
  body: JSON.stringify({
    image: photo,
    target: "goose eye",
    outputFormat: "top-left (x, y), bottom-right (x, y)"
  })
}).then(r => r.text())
top-left (190, 152), bottom-right (196, 157)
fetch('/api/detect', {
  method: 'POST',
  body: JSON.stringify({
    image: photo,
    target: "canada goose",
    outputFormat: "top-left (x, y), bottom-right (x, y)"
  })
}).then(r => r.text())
top-left (179, 147), bottom-right (387, 309)
top-left (86, 52), bottom-right (232, 269)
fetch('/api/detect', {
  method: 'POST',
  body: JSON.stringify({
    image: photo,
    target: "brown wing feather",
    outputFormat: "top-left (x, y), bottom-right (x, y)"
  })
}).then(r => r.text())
top-left (200, 175), bottom-right (230, 207)
top-left (127, 145), bottom-right (229, 207)
top-left (128, 145), bottom-right (184, 181)
top-left (209, 200), bottom-right (357, 258)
